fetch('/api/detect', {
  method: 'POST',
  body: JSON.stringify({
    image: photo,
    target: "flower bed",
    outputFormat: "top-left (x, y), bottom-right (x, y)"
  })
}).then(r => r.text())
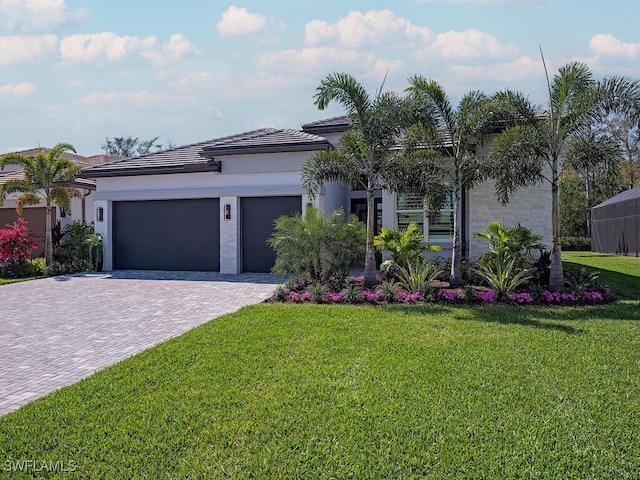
top-left (272, 275), bottom-right (614, 306)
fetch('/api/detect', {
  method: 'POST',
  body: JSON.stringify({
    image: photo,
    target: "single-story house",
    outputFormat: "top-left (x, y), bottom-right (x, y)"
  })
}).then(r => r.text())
top-left (81, 116), bottom-right (553, 274)
top-left (591, 187), bottom-right (639, 256)
top-left (0, 148), bottom-right (120, 253)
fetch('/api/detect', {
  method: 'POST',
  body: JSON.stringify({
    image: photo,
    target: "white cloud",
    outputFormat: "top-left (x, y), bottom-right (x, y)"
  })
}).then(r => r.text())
top-left (75, 91), bottom-right (168, 107)
top-left (0, 0), bottom-right (89, 33)
top-left (418, 29), bottom-right (518, 59)
top-left (0, 82), bottom-right (37, 98)
top-left (260, 47), bottom-right (371, 73)
top-left (305, 10), bottom-right (431, 48)
top-left (589, 34), bottom-right (640, 58)
top-left (0, 34), bottom-right (58, 65)
top-left (141, 33), bottom-right (200, 68)
top-left (60, 32), bottom-right (156, 63)
top-left (450, 56), bottom-right (542, 82)
top-left (217, 6), bottom-right (266, 37)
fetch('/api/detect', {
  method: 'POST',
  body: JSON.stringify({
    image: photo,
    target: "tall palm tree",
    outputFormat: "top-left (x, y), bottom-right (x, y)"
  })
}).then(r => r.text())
top-left (302, 73), bottom-right (408, 287)
top-left (403, 77), bottom-right (491, 286)
top-left (488, 61), bottom-right (640, 291)
top-left (0, 143), bottom-right (81, 265)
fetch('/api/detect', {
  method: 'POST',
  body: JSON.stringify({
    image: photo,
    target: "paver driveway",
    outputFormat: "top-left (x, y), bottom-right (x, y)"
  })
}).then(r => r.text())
top-left (0, 271), bottom-right (280, 416)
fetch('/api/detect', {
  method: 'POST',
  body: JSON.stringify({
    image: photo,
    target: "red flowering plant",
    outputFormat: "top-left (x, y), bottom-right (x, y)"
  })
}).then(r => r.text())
top-left (0, 218), bottom-right (39, 276)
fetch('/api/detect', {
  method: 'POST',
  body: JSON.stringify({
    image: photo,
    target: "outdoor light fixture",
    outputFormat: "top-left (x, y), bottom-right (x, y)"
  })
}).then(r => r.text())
top-left (96, 207), bottom-right (104, 222)
top-left (224, 203), bottom-right (231, 220)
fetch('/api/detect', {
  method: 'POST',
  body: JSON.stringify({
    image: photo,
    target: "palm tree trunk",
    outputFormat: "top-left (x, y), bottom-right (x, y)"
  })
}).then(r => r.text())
top-left (363, 187), bottom-right (377, 288)
top-left (449, 180), bottom-right (463, 287)
top-left (45, 201), bottom-right (53, 266)
top-left (549, 161), bottom-right (564, 292)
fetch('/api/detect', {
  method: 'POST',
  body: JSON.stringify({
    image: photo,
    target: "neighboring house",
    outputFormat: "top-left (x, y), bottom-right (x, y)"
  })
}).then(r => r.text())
top-left (591, 187), bottom-right (639, 256)
top-left (81, 117), bottom-right (552, 274)
top-left (0, 148), bottom-right (120, 254)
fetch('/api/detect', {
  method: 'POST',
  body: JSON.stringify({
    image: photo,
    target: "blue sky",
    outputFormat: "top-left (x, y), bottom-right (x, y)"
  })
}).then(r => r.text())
top-left (1, 0), bottom-right (639, 155)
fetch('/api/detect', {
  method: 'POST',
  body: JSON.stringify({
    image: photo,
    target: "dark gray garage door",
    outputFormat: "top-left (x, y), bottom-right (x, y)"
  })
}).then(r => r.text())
top-left (113, 199), bottom-right (220, 271)
top-left (241, 196), bottom-right (301, 273)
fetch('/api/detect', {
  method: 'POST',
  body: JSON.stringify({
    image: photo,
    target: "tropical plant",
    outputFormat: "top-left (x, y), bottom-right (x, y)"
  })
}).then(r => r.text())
top-left (302, 73), bottom-right (409, 287)
top-left (399, 77), bottom-right (493, 286)
top-left (487, 60), bottom-right (640, 291)
top-left (85, 233), bottom-right (103, 271)
top-left (267, 206), bottom-right (365, 282)
top-left (374, 222), bottom-right (441, 271)
top-left (392, 261), bottom-right (442, 293)
top-left (474, 221), bottom-right (545, 271)
top-left (473, 257), bottom-right (534, 301)
top-left (0, 143), bottom-right (81, 266)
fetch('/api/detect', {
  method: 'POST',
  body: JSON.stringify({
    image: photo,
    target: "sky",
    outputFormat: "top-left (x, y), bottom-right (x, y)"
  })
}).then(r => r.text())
top-left (1, 0), bottom-right (639, 156)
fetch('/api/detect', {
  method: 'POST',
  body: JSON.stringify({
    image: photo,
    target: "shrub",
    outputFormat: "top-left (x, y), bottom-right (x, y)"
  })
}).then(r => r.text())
top-left (0, 218), bottom-right (39, 277)
top-left (268, 206), bottom-right (365, 282)
top-left (374, 223), bottom-right (441, 271)
top-left (474, 221), bottom-right (545, 271)
top-left (53, 221), bottom-right (95, 273)
top-left (473, 257), bottom-right (534, 301)
top-left (561, 236), bottom-right (591, 251)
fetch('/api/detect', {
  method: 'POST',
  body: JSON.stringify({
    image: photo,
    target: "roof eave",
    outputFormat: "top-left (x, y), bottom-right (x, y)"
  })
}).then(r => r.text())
top-left (81, 161), bottom-right (222, 179)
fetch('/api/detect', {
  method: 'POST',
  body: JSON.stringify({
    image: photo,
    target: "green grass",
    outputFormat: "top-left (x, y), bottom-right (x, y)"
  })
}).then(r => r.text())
top-left (1, 254), bottom-right (639, 478)
top-left (0, 276), bottom-right (40, 286)
top-left (563, 251), bottom-right (640, 300)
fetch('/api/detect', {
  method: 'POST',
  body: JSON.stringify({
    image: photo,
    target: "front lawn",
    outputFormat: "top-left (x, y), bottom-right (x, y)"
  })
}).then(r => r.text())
top-left (1, 254), bottom-right (639, 478)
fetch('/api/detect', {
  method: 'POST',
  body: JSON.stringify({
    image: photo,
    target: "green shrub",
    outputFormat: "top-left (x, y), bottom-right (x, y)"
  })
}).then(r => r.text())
top-left (268, 206), bottom-right (365, 281)
top-left (561, 236), bottom-right (591, 251)
top-left (53, 221), bottom-right (94, 272)
top-left (474, 221), bottom-right (545, 271)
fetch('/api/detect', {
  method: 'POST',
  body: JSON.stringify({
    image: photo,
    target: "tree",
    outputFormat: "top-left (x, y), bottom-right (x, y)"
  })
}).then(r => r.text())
top-left (563, 131), bottom-right (622, 235)
top-left (400, 77), bottom-right (492, 286)
top-left (488, 60), bottom-right (640, 291)
top-left (598, 112), bottom-right (640, 189)
top-left (0, 143), bottom-right (81, 265)
top-left (301, 73), bottom-right (408, 287)
top-left (101, 136), bottom-right (161, 157)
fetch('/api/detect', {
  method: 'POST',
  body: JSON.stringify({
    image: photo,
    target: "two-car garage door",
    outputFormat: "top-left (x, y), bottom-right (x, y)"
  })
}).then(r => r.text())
top-left (112, 196), bottom-right (301, 273)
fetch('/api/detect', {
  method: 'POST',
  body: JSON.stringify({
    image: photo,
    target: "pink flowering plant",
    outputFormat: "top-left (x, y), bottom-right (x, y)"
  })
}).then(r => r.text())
top-left (0, 218), bottom-right (39, 277)
top-left (273, 260), bottom-right (613, 307)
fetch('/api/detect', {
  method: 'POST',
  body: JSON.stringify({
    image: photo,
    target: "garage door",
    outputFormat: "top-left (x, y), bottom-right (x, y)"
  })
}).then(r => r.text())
top-left (113, 199), bottom-right (220, 271)
top-left (241, 196), bottom-right (301, 273)
top-left (0, 207), bottom-right (52, 256)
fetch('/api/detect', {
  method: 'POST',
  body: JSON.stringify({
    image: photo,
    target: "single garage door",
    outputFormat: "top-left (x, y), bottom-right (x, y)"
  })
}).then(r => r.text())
top-left (0, 207), bottom-right (52, 255)
top-left (113, 199), bottom-right (220, 271)
top-left (241, 196), bottom-right (301, 273)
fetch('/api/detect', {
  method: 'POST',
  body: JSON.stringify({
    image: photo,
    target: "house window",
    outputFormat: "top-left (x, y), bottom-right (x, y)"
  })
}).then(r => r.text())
top-left (396, 191), bottom-right (454, 241)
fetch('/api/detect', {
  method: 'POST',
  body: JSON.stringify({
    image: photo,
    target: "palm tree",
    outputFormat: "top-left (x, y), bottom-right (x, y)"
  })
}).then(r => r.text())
top-left (302, 73), bottom-right (408, 287)
top-left (403, 77), bottom-right (491, 286)
top-left (0, 143), bottom-right (81, 265)
top-left (488, 61), bottom-right (640, 291)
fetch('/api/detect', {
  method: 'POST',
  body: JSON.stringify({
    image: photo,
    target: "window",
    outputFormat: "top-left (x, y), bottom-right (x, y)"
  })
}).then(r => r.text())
top-left (396, 190), bottom-right (454, 241)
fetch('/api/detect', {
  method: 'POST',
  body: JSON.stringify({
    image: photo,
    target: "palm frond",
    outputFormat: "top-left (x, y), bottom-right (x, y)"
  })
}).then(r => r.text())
top-left (15, 193), bottom-right (42, 216)
top-left (313, 73), bottom-right (372, 125)
top-left (301, 149), bottom-right (361, 197)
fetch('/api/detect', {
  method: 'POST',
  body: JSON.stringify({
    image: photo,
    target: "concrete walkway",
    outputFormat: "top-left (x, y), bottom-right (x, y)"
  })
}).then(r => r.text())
top-left (0, 271), bottom-right (280, 416)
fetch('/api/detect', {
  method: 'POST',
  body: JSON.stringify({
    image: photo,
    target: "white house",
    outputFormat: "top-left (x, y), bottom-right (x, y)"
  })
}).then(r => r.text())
top-left (81, 116), bottom-right (552, 274)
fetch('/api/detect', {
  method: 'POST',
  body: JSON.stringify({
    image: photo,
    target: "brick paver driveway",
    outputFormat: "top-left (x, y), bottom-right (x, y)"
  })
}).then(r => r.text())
top-left (0, 271), bottom-right (280, 416)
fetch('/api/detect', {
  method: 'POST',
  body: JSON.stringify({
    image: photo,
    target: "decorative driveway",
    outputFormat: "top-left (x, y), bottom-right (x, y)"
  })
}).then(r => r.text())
top-left (0, 271), bottom-right (280, 416)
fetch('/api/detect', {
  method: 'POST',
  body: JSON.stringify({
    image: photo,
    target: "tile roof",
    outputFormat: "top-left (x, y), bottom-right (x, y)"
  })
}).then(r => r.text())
top-left (82, 128), bottom-right (333, 178)
top-left (301, 115), bottom-right (352, 134)
top-left (0, 169), bottom-right (95, 190)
